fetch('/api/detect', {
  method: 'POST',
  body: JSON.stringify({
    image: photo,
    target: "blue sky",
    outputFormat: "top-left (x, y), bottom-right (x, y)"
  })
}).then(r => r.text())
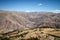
top-left (0, 0), bottom-right (60, 12)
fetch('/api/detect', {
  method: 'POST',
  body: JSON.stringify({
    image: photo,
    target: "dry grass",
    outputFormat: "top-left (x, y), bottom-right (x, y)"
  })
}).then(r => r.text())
top-left (0, 28), bottom-right (60, 40)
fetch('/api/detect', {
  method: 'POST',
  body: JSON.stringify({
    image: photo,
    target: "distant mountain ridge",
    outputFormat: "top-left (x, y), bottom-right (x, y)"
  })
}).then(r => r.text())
top-left (0, 10), bottom-right (60, 33)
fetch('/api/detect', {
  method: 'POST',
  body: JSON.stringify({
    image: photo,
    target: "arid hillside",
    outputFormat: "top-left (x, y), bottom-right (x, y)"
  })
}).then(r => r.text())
top-left (0, 10), bottom-right (34, 33)
top-left (0, 10), bottom-right (60, 33)
top-left (19, 12), bottom-right (60, 28)
top-left (0, 10), bottom-right (60, 40)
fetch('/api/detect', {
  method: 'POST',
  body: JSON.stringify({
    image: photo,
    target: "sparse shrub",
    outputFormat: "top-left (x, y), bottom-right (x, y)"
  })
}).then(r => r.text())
top-left (27, 37), bottom-right (39, 40)
top-left (0, 37), bottom-right (10, 40)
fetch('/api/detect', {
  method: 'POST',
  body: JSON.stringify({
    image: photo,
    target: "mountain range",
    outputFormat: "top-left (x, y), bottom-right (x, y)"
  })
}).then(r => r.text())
top-left (0, 10), bottom-right (60, 33)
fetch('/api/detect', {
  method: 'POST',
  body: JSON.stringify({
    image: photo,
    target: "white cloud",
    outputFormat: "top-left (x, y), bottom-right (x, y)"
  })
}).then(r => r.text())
top-left (38, 3), bottom-right (42, 6)
top-left (25, 10), bottom-right (30, 12)
top-left (52, 10), bottom-right (60, 13)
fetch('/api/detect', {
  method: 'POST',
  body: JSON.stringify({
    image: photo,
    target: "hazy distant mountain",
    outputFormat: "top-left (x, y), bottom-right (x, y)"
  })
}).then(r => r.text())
top-left (18, 12), bottom-right (60, 28)
top-left (0, 10), bottom-right (60, 33)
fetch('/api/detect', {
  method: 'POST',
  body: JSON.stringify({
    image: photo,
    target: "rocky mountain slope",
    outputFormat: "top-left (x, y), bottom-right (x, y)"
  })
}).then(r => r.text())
top-left (0, 10), bottom-right (60, 33)
top-left (0, 11), bottom-right (34, 33)
top-left (18, 12), bottom-right (60, 28)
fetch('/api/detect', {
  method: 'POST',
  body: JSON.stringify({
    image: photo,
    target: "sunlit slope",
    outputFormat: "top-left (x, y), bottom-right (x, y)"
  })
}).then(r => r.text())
top-left (0, 11), bottom-right (34, 33)
top-left (0, 10), bottom-right (60, 33)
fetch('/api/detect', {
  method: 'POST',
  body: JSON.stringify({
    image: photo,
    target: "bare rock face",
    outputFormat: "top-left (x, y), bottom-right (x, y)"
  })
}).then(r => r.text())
top-left (0, 11), bottom-right (34, 33)
top-left (0, 10), bottom-right (60, 33)
top-left (19, 12), bottom-right (60, 28)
